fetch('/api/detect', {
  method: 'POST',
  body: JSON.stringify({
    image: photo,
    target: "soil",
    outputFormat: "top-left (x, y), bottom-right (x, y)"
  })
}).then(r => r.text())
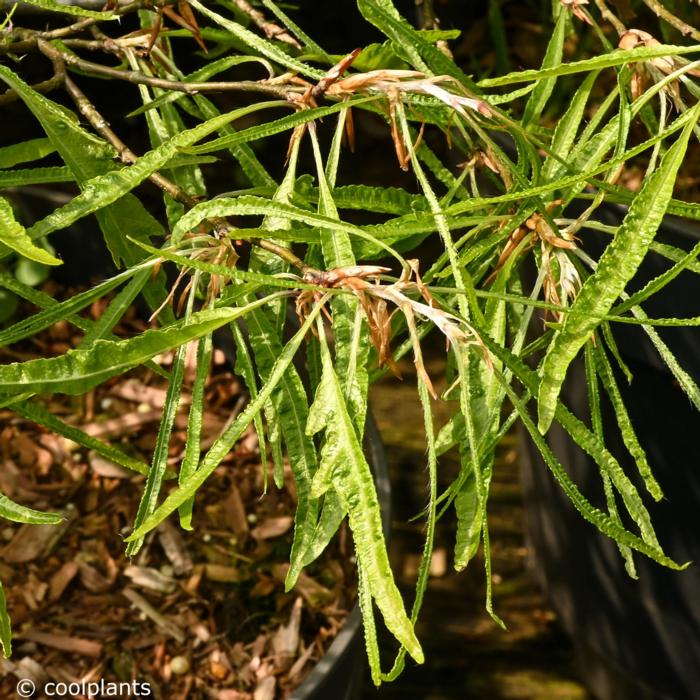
top-left (0, 288), bottom-right (356, 700)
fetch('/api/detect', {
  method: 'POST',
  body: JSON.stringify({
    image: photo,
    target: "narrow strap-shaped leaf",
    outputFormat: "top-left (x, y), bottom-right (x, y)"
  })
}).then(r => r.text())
top-left (478, 43), bottom-right (700, 88)
top-left (171, 194), bottom-right (402, 262)
top-left (0, 492), bottom-right (62, 525)
top-left (310, 122), bottom-right (369, 433)
top-left (127, 340), bottom-right (186, 557)
top-left (453, 452), bottom-right (480, 570)
top-left (0, 166), bottom-right (73, 188)
top-left (231, 321), bottom-right (269, 486)
top-left (79, 269), bottom-right (152, 349)
top-left (382, 376), bottom-right (437, 681)
top-left (261, 0), bottom-right (331, 59)
top-left (0, 270), bottom-right (128, 348)
top-left (310, 320), bottom-right (423, 664)
top-left (538, 104), bottom-right (700, 433)
top-left (0, 137), bottom-right (55, 169)
top-left (633, 306), bottom-right (700, 411)
top-left (0, 580), bottom-right (10, 658)
top-left (179, 330), bottom-right (213, 529)
top-left (498, 373), bottom-right (681, 569)
top-left (542, 71), bottom-right (599, 178)
top-left (357, 558), bottom-right (382, 685)
top-left (300, 487), bottom-right (346, 567)
top-left (243, 302), bottom-right (319, 589)
top-left (593, 343), bottom-right (662, 500)
top-left (0, 302), bottom-right (278, 395)
top-left (358, 0), bottom-right (478, 89)
top-left (189, 97), bottom-right (377, 156)
top-left (17, 0), bottom-right (116, 18)
top-left (124, 299), bottom-right (326, 542)
top-left (477, 329), bottom-right (662, 551)
top-left (0, 196), bottom-right (60, 265)
top-left (522, 9), bottom-right (567, 126)
top-left (584, 344), bottom-right (637, 578)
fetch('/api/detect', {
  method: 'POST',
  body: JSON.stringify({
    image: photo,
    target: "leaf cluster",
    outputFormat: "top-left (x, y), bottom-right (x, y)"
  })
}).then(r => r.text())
top-left (0, 0), bottom-right (699, 679)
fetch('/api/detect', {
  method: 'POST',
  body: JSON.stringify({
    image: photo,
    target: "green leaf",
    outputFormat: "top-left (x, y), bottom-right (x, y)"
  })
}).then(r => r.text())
top-left (0, 492), bottom-right (62, 525)
top-left (127, 341), bottom-right (187, 556)
top-left (309, 321), bottom-right (423, 664)
top-left (17, 0), bottom-right (116, 18)
top-left (0, 138), bottom-right (55, 169)
top-left (593, 344), bottom-right (662, 501)
top-left (478, 44), bottom-right (700, 87)
top-left (188, 97), bottom-right (376, 155)
top-left (0, 271), bottom-right (128, 348)
top-left (0, 580), bottom-right (10, 658)
top-left (523, 10), bottom-right (567, 126)
top-left (0, 196), bottom-right (60, 265)
top-left (358, 0), bottom-right (478, 89)
top-left (179, 330), bottom-right (213, 529)
top-left (0, 166), bottom-right (73, 188)
top-left (543, 72), bottom-right (599, 178)
top-left (0, 64), bottom-right (166, 283)
top-left (538, 104), bottom-right (700, 433)
top-left (0, 303), bottom-right (277, 395)
top-left (453, 459), bottom-right (480, 569)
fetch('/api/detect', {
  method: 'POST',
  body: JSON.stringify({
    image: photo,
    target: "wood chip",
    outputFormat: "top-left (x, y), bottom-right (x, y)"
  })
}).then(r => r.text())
top-left (49, 562), bottom-right (80, 601)
top-left (204, 564), bottom-right (241, 584)
top-left (81, 410), bottom-right (162, 438)
top-left (18, 630), bottom-right (103, 658)
top-left (287, 642), bottom-right (316, 683)
top-left (77, 561), bottom-right (113, 594)
top-left (271, 597), bottom-right (302, 672)
top-left (223, 484), bottom-right (249, 539)
top-left (122, 588), bottom-right (185, 643)
top-left (124, 566), bottom-right (177, 594)
top-left (253, 676), bottom-right (276, 700)
top-left (272, 565), bottom-right (334, 607)
top-left (1, 506), bottom-right (76, 563)
top-left (88, 452), bottom-right (133, 479)
top-left (250, 516), bottom-right (293, 541)
top-left (157, 521), bottom-right (193, 576)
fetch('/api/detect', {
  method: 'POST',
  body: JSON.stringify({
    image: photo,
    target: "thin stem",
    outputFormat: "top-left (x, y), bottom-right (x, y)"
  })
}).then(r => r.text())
top-left (54, 48), bottom-right (295, 98)
top-left (232, 0), bottom-right (301, 49)
top-left (0, 73), bottom-right (63, 106)
top-left (593, 0), bottom-right (627, 37)
top-left (640, 0), bottom-right (700, 42)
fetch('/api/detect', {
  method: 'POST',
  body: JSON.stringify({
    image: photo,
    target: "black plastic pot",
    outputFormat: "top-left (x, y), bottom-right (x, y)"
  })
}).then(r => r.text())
top-left (520, 207), bottom-right (700, 700)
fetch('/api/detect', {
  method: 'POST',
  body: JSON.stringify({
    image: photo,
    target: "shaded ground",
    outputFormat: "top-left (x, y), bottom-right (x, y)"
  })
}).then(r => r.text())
top-left (363, 361), bottom-right (590, 700)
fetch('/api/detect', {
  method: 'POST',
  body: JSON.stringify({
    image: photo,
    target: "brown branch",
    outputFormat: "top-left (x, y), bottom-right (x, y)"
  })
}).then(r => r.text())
top-left (232, 0), bottom-right (301, 49)
top-left (593, 0), bottom-right (627, 36)
top-left (0, 74), bottom-right (64, 106)
top-left (53, 48), bottom-right (295, 98)
top-left (640, 0), bottom-right (700, 42)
